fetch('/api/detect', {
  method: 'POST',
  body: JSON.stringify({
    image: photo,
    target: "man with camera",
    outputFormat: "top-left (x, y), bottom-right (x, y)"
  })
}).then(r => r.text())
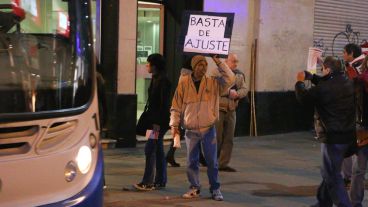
top-left (295, 56), bottom-right (356, 207)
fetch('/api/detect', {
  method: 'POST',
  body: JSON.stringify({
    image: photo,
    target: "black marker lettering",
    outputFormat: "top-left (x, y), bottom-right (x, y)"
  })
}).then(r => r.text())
top-left (190, 17), bottom-right (196, 25)
top-left (205, 18), bottom-right (211, 27)
top-left (201, 39), bottom-right (209, 49)
top-left (209, 40), bottom-right (215, 50)
top-left (196, 18), bottom-right (203, 26)
top-left (184, 39), bottom-right (193, 47)
top-left (219, 19), bottom-right (225, 28)
top-left (212, 18), bottom-right (219, 27)
top-left (199, 30), bottom-right (205, 36)
top-left (222, 41), bottom-right (229, 51)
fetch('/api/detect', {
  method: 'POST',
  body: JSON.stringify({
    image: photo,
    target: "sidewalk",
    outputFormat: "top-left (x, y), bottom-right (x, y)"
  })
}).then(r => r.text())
top-left (103, 131), bottom-right (368, 207)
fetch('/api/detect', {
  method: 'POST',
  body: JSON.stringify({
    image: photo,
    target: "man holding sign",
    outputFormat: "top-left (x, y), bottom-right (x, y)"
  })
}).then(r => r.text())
top-left (170, 54), bottom-right (234, 201)
top-left (170, 11), bottom-right (235, 201)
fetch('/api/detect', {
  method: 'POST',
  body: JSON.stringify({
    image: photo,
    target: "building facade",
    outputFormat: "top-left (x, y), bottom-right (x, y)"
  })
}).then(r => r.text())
top-left (99, 0), bottom-right (368, 147)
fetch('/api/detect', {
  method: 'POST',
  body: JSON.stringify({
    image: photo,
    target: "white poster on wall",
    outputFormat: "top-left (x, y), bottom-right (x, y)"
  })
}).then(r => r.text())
top-left (307, 47), bottom-right (323, 74)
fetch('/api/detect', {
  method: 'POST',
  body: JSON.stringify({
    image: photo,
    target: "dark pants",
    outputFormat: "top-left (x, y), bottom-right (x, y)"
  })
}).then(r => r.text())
top-left (342, 157), bottom-right (352, 181)
top-left (141, 129), bottom-right (167, 185)
top-left (167, 126), bottom-right (186, 161)
top-left (350, 145), bottom-right (368, 207)
top-left (316, 143), bottom-right (352, 207)
top-left (166, 140), bottom-right (177, 161)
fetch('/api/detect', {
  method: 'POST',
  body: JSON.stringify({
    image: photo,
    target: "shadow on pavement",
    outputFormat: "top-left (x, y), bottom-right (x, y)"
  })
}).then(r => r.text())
top-left (222, 179), bottom-right (317, 197)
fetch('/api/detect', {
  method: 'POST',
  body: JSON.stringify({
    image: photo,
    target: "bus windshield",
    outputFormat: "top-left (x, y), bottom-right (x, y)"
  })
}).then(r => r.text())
top-left (0, 0), bottom-right (93, 115)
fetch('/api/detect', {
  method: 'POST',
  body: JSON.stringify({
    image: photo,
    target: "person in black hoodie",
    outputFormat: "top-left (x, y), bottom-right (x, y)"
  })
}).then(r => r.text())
top-left (295, 56), bottom-right (356, 207)
top-left (134, 54), bottom-right (171, 191)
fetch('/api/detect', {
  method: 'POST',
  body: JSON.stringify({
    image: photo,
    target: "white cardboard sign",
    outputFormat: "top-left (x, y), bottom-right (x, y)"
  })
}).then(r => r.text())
top-left (184, 14), bottom-right (231, 55)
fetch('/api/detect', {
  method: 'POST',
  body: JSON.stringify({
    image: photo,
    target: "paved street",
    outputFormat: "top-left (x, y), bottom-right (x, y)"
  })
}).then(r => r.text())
top-left (103, 131), bottom-right (368, 207)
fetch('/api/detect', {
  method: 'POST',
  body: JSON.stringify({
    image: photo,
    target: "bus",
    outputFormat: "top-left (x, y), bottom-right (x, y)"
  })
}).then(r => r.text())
top-left (0, 0), bottom-right (104, 206)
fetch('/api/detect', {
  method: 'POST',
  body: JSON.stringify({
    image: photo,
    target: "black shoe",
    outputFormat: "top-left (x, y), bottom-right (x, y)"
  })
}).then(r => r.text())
top-left (219, 166), bottom-right (237, 172)
top-left (167, 159), bottom-right (180, 167)
top-left (344, 178), bottom-right (351, 188)
top-left (365, 179), bottom-right (368, 188)
top-left (153, 183), bottom-right (166, 190)
top-left (133, 183), bottom-right (155, 191)
top-left (199, 159), bottom-right (207, 167)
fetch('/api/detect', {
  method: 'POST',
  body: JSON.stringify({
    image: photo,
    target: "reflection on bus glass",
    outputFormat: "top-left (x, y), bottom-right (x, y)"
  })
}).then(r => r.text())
top-left (0, 0), bottom-right (92, 114)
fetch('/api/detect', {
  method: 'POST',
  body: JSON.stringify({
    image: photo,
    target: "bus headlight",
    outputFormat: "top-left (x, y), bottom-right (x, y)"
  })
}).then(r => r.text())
top-left (76, 146), bottom-right (92, 174)
top-left (65, 161), bottom-right (77, 182)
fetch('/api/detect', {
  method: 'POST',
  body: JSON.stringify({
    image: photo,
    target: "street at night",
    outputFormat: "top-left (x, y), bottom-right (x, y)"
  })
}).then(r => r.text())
top-left (103, 132), bottom-right (368, 207)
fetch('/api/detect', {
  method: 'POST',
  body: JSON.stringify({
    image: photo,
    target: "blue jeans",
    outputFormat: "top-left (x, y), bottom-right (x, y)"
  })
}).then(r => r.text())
top-left (141, 129), bottom-right (167, 185)
top-left (185, 126), bottom-right (220, 191)
top-left (342, 157), bottom-right (353, 180)
top-left (316, 143), bottom-right (352, 207)
top-left (350, 145), bottom-right (368, 207)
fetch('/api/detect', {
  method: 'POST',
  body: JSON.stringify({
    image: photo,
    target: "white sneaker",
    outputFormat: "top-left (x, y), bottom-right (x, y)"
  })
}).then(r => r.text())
top-left (211, 189), bottom-right (223, 201)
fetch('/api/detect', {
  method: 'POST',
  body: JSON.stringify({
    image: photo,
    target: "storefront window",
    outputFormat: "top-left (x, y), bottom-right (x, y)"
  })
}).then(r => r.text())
top-left (137, 8), bottom-right (160, 64)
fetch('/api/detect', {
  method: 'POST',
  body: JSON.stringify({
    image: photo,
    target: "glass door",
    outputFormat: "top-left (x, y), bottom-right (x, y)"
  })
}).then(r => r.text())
top-left (136, 1), bottom-right (164, 118)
